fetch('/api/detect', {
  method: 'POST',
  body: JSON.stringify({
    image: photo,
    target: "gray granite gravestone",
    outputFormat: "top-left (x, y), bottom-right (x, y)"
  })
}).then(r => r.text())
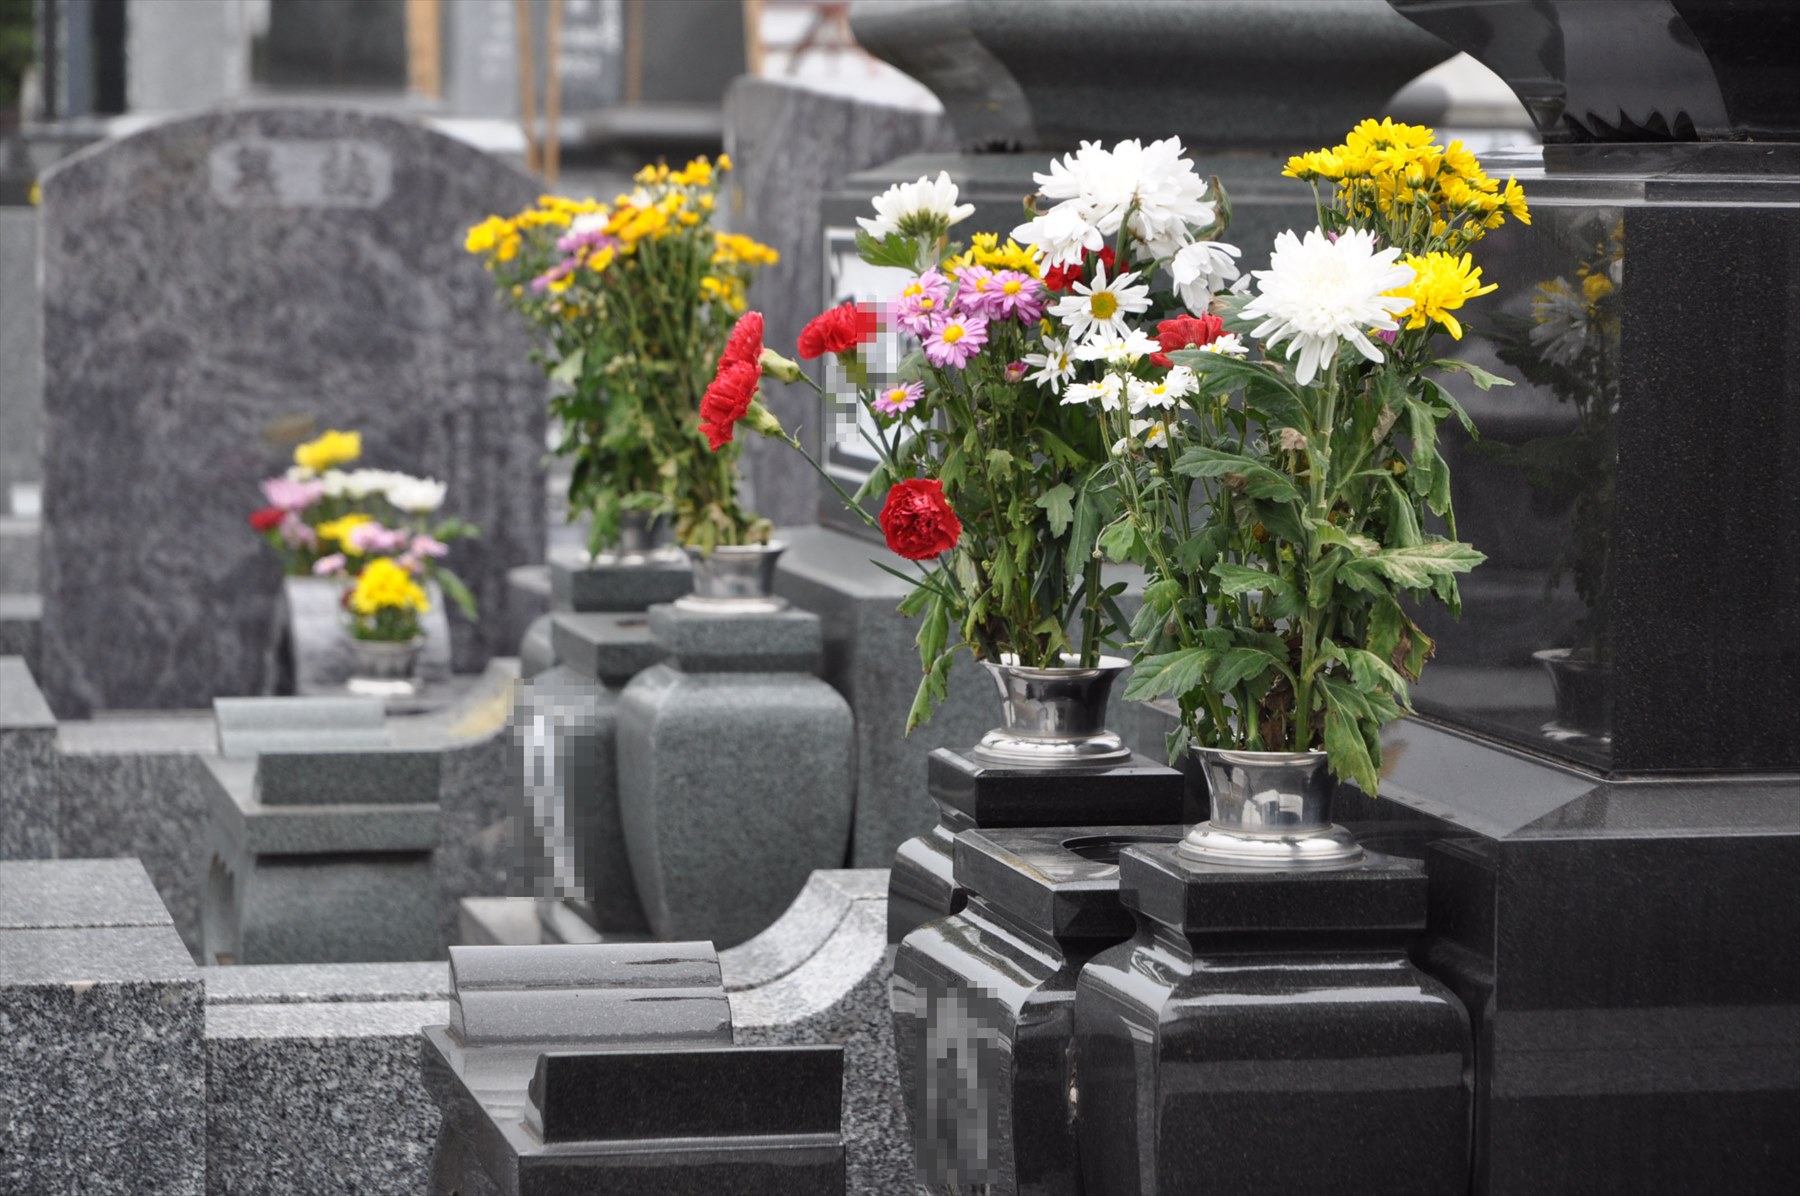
top-left (0, 858), bottom-right (206, 1195)
top-left (0, 655), bottom-right (58, 857)
top-left (36, 105), bottom-right (544, 716)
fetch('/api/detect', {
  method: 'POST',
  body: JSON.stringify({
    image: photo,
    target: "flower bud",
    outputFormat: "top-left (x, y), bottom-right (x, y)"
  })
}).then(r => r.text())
top-left (758, 348), bottom-right (804, 383)
top-left (747, 399), bottom-right (786, 439)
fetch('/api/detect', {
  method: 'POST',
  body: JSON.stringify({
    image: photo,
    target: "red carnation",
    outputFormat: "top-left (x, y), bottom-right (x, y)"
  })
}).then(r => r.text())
top-left (699, 359), bottom-right (761, 451)
top-left (722, 311), bottom-right (764, 369)
top-left (1043, 246), bottom-right (1116, 293)
top-left (797, 302), bottom-right (878, 360)
top-left (248, 506), bottom-right (286, 533)
top-left (1150, 312), bottom-right (1225, 367)
top-left (879, 478), bottom-right (961, 561)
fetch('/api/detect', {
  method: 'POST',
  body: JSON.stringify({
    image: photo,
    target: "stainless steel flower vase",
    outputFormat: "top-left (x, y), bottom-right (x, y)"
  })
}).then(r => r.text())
top-left (969, 655), bottom-right (1132, 769)
top-left (345, 635), bottom-right (424, 695)
top-left (595, 510), bottom-right (683, 565)
top-left (1179, 747), bottom-right (1364, 868)
top-left (674, 543), bottom-right (789, 614)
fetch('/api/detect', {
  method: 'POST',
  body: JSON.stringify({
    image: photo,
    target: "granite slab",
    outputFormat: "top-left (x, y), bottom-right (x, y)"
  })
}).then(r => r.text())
top-left (726, 869), bottom-right (915, 1195)
top-left (1, 655), bottom-right (59, 858)
top-left (0, 857), bottom-right (173, 928)
top-left (0, 917), bottom-right (205, 1194)
top-left (37, 105), bottom-right (544, 715)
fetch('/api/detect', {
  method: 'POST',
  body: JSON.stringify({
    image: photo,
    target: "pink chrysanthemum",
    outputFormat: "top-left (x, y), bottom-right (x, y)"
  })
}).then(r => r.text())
top-left (873, 381), bottom-right (925, 417)
top-left (922, 313), bottom-right (989, 370)
top-left (260, 476), bottom-right (325, 512)
top-left (987, 270), bottom-right (1046, 322)
top-left (894, 271), bottom-right (952, 337)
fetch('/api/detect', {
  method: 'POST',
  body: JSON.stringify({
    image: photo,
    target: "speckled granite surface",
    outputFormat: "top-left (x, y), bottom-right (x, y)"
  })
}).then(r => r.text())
top-left (725, 868), bottom-right (921, 1195)
top-left (1, 655), bottom-right (58, 858)
top-left (205, 998), bottom-right (449, 1195)
top-left (37, 106), bottom-right (544, 716)
top-left (0, 860), bottom-right (206, 1194)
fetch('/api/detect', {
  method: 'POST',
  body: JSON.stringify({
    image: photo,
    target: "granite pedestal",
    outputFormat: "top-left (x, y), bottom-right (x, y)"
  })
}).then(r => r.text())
top-left (893, 826), bottom-right (1182, 1194)
top-left (1075, 844), bottom-right (1473, 1195)
top-left (0, 859), bottom-right (205, 1194)
top-left (888, 748), bottom-right (1188, 943)
top-left (1, 654), bottom-right (58, 857)
top-left (201, 744), bottom-right (442, 965)
top-left (616, 602), bottom-right (854, 949)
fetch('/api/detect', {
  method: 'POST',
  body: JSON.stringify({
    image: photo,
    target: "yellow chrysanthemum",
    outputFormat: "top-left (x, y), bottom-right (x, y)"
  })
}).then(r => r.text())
top-left (349, 557), bottom-right (431, 617)
top-left (1582, 272), bottom-right (1614, 304)
top-left (943, 232), bottom-right (1043, 278)
top-left (294, 429), bottom-right (361, 472)
top-left (1393, 252), bottom-right (1498, 340)
top-left (316, 513), bottom-right (373, 550)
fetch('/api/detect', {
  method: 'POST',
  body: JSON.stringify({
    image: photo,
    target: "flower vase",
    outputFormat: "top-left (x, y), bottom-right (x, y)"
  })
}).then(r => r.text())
top-left (969, 655), bottom-right (1132, 769)
top-left (1178, 747), bottom-right (1363, 869)
top-left (674, 542), bottom-right (788, 615)
top-left (1533, 648), bottom-right (1614, 745)
top-left (596, 510), bottom-right (684, 566)
top-left (345, 635), bottom-right (425, 695)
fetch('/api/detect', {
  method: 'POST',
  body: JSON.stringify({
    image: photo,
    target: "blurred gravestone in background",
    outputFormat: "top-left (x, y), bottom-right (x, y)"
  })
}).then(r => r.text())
top-left (36, 106), bottom-right (543, 716)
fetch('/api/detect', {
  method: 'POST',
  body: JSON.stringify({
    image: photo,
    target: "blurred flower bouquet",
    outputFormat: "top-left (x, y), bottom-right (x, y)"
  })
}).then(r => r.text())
top-left (712, 145), bottom-right (1244, 730)
top-left (1103, 119), bottom-right (1528, 793)
top-left (249, 428), bottom-right (480, 643)
top-left (465, 156), bottom-right (784, 554)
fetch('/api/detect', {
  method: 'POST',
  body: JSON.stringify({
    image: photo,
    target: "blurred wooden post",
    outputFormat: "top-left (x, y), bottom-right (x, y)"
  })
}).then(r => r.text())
top-left (404, 0), bottom-right (443, 98)
top-left (543, 0), bottom-right (565, 182)
top-left (513, 0), bottom-right (541, 174)
top-left (744, 0), bottom-right (765, 76)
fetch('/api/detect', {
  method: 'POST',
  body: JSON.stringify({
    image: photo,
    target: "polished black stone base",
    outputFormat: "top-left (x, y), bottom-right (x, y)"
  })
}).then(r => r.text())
top-left (886, 748), bottom-right (1188, 943)
top-left (892, 826), bottom-right (1181, 1193)
top-left (1075, 843), bottom-right (1473, 1196)
top-left (1339, 717), bottom-right (1800, 1195)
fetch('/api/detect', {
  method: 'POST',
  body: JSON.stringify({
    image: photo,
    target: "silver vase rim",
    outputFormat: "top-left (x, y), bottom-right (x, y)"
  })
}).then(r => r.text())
top-left (681, 540), bottom-right (788, 557)
top-left (1188, 746), bottom-right (1328, 766)
top-left (983, 652), bottom-right (1129, 680)
top-left (1181, 745), bottom-right (1361, 870)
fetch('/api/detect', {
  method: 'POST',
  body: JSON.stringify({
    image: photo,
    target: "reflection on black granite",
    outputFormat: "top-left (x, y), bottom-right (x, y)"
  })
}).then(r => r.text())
top-left (1409, 144), bottom-right (1800, 775)
top-left (1390, 1), bottom-right (1800, 142)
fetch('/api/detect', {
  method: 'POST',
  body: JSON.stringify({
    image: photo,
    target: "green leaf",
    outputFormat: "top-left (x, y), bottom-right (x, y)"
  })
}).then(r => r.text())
top-left (1142, 577), bottom-right (1184, 614)
top-left (432, 566), bottom-right (479, 621)
top-left (1315, 524), bottom-right (1379, 556)
top-left (1172, 446), bottom-right (1303, 503)
top-left (1342, 541), bottom-right (1486, 590)
top-left (1337, 644), bottom-right (1411, 707)
top-left (856, 229), bottom-right (923, 272)
top-left (1323, 703), bottom-right (1380, 796)
top-left (1036, 483), bottom-right (1076, 538)
top-left (986, 448), bottom-right (1015, 475)
top-left (1066, 484), bottom-right (1104, 587)
top-left (549, 348), bottom-right (586, 386)
top-left (1425, 379), bottom-right (1479, 439)
top-left (1123, 648), bottom-right (1216, 702)
top-left (1213, 646), bottom-right (1283, 693)
top-left (1035, 429), bottom-right (1085, 469)
top-left (1097, 519), bottom-right (1142, 563)
top-left (1434, 358), bottom-right (1514, 391)
top-left (1211, 562), bottom-right (1280, 597)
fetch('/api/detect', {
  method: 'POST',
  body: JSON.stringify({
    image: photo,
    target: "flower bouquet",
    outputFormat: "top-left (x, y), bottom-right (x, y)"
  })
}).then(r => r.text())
top-left (710, 146), bottom-right (1244, 747)
top-left (251, 428), bottom-right (480, 674)
top-left (465, 156), bottom-right (783, 556)
top-left (1090, 119), bottom-right (1526, 819)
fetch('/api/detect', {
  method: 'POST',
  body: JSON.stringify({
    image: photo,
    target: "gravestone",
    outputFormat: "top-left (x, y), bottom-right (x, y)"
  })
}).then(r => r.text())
top-left (37, 106), bottom-right (545, 716)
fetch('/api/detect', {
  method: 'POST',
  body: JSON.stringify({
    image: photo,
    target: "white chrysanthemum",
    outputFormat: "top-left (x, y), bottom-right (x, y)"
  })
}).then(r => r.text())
top-left (1048, 265), bottom-right (1152, 344)
top-left (1240, 227), bottom-right (1415, 385)
top-left (385, 475), bottom-right (448, 513)
top-left (1126, 365), bottom-right (1198, 414)
top-left (286, 465), bottom-right (317, 482)
top-left (1074, 328), bottom-right (1161, 365)
top-left (570, 211), bottom-right (609, 236)
top-left (318, 469), bottom-right (354, 499)
top-left (1012, 137), bottom-right (1216, 268)
top-left (856, 171), bottom-right (975, 240)
top-left (1112, 417), bottom-right (1174, 456)
top-left (1063, 373), bottom-right (1125, 412)
top-left (1205, 332), bottom-right (1249, 358)
top-left (1170, 240), bottom-right (1243, 312)
top-left (1023, 335), bottom-right (1077, 394)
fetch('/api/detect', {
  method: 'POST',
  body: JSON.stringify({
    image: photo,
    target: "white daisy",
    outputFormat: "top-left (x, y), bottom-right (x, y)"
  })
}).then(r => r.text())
top-left (1126, 365), bottom-right (1197, 414)
top-left (1073, 328), bottom-right (1161, 365)
top-left (1240, 227), bottom-right (1415, 385)
top-left (1111, 417), bottom-right (1174, 456)
top-left (1203, 332), bottom-right (1249, 358)
top-left (1048, 265), bottom-right (1151, 344)
top-left (1013, 137), bottom-right (1216, 268)
top-left (1063, 373), bottom-right (1125, 412)
top-left (1022, 335), bottom-right (1077, 394)
top-left (856, 171), bottom-right (976, 241)
top-left (1170, 240), bottom-right (1243, 313)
